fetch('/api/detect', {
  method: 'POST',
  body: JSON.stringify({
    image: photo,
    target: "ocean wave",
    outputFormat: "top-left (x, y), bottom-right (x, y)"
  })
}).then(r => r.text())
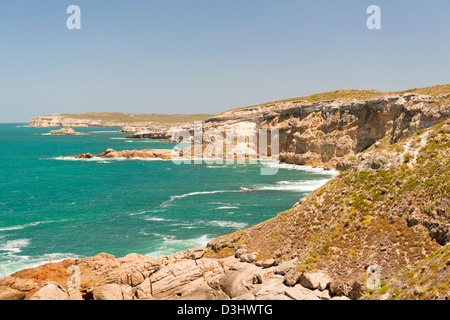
top-left (206, 220), bottom-right (248, 230)
top-left (247, 179), bottom-right (330, 192)
top-left (124, 140), bottom-right (162, 143)
top-left (145, 234), bottom-right (210, 258)
top-left (169, 190), bottom-right (242, 201)
top-left (260, 161), bottom-right (339, 175)
top-left (216, 206), bottom-right (239, 210)
top-left (144, 217), bottom-right (168, 222)
top-left (0, 220), bottom-right (56, 232)
top-left (0, 239), bottom-right (31, 253)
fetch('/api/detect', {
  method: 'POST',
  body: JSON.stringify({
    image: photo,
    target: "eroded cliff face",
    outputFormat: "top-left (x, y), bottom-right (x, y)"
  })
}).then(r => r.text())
top-left (203, 91), bottom-right (450, 169)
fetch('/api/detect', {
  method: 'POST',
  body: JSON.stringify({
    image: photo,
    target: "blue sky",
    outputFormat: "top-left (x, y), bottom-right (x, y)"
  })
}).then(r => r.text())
top-left (0, 0), bottom-right (449, 122)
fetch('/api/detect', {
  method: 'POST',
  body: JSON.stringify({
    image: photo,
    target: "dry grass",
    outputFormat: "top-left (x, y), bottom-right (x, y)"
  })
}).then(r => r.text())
top-left (222, 84), bottom-right (450, 114)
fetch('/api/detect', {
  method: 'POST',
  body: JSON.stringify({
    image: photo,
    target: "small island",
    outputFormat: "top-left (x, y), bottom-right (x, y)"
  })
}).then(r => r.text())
top-left (50, 127), bottom-right (82, 135)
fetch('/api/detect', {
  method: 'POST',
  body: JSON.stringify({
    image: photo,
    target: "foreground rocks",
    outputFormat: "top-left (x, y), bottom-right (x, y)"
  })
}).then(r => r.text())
top-left (0, 247), bottom-right (349, 300)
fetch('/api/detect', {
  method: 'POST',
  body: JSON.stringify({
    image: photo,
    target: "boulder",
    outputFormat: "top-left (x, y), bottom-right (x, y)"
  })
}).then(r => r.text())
top-left (93, 283), bottom-right (132, 300)
top-left (0, 286), bottom-right (26, 300)
top-left (329, 280), bottom-right (351, 297)
top-left (75, 153), bottom-right (93, 159)
top-left (274, 261), bottom-right (297, 275)
top-left (134, 278), bottom-right (153, 300)
top-left (234, 248), bottom-right (248, 259)
top-left (240, 252), bottom-right (258, 263)
top-left (29, 282), bottom-right (70, 300)
top-left (283, 268), bottom-right (303, 287)
top-left (262, 258), bottom-right (275, 268)
top-left (12, 279), bottom-right (36, 292)
top-left (299, 272), bottom-right (333, 291)
top-left (186, 246), bottom-right (206, 260)
top-left (218, 263), bottom-right (262, 299)
top-left (348, 280), bottom-right (367, 300)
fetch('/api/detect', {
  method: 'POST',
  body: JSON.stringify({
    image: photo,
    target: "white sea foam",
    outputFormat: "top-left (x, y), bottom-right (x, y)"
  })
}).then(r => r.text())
top-left (260, 161), bottom-right (340, 175)
top-left (169, 190), bottom-right (242, 202)
top-left (145, 234), bottom-right (210, 258)
top-left (0, 239), bottom-right (31, 253)
top-left (0, 252), bottom-right (80, 278)
top-left (124, 140), bottom-right (162, 143)
top-left (216, 206), bottom-right (239, 210)
top-left (249, 179), bottom-right (330, 192)
top-left (206, 220), bottom-right (248, 230)
top-left (144, 217), bottom-right (168, 222)
top-left (0, 221), bottom-right (55, 232)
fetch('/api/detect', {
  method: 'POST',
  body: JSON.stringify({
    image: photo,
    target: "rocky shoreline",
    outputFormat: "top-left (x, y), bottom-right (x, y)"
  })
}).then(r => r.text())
top-left (0, 246), bottom-right (351, 300)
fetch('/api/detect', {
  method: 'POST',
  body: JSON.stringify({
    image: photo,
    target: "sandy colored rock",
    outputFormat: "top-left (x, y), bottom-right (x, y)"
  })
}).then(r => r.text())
top-left (29, 282), bottom-right (69, 300)
top-left (299, 272), bottom-right (333, 291)
top-left (50, 127), bottom-right (81, 135)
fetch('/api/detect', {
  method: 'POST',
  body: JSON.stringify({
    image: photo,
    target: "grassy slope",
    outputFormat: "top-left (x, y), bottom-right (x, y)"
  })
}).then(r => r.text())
top-left (221, 84), bottom-right (450, 114)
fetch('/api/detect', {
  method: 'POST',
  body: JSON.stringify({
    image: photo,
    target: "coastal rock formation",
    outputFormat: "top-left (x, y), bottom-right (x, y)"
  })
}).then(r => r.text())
top-left (201, 88), bottom-right (450, 169)
top-left (71, 148), bottom-right (173, 160)
top-left (111, 86), bottom-right (450, 170)
top-left (122, 123), bottom-right (194, 140)
top-left (50, 128), bottom-right (81, 135)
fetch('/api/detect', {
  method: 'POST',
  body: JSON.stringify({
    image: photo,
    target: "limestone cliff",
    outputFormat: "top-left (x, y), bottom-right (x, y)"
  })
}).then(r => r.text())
top-left (202, 85), bottom-right (450, 169)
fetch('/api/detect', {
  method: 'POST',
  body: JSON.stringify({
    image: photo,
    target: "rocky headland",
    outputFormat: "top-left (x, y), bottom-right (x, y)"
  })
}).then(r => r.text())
top-left (4, 85), bottom-right (448, 300)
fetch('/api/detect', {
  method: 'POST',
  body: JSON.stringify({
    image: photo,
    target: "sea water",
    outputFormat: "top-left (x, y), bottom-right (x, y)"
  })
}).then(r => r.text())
top-left (0, 124), bottom-right (337, 277)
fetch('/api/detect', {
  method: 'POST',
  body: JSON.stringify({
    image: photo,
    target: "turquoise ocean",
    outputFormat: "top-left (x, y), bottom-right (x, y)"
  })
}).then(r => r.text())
top-left (0, 124), bottom-right (337, 277)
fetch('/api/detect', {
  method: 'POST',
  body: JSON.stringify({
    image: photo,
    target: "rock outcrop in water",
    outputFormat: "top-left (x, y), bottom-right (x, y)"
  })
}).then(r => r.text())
top-left (6, 85), bottom-right (449, 300)
top-left (71, 148), bottom-right (173, 160)
top-left (50, 128), bottom-right (82, 135)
